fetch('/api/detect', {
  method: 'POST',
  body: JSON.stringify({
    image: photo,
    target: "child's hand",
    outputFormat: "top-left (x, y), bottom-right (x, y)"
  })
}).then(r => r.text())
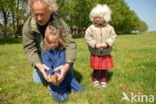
top-left (35, 63), bottom-right (50, 82)
top-left (56, 73), bottom-right (64, 84)
top-left (54, 65), bottom-right (63, 71)
top-left (54, 65), bottom-right (65, 84)
top-left (101, 43), bottom-right (108, 48)
top-left (47, 74), bottom-right (52, 82)
top-left (96, 43), bottom-right (102, 49)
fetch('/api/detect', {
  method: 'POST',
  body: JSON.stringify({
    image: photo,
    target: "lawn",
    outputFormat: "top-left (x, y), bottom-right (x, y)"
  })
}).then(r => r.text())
top-left (0, 33), bottom-right (156, 104)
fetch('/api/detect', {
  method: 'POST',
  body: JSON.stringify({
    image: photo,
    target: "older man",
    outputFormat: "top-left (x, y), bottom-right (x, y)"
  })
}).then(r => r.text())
top-left (22, 0), bottom-right (76, 84)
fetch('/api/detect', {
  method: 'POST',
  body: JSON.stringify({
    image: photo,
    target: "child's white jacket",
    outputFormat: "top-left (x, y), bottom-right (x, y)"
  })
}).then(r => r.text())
top-left (85, 24), bottom-right (117, 56)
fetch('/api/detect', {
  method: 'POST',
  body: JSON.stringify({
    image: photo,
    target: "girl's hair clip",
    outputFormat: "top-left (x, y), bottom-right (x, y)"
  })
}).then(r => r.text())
top-left (49, 24), bottom-right (54, 28)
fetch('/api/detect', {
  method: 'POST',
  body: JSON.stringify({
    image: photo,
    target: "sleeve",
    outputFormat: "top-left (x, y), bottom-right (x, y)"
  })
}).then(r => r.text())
top-left (59, 18), bottom-right (77, 63)
top-left (55, 49), bottom-right (66, 68)
top-left (42, 52), bottom-right (51, 69)
top-left (85, 26), bottom-right (97, 48)
top-left (42, 52), bottom-right (54, 75)
top-left (22, 20), bottom-right (41, 67)
top-left (106, 27), bottom-right (117, 47)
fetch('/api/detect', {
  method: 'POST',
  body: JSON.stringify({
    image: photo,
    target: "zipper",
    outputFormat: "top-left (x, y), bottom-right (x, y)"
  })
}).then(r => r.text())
top-left (100, 27), bottom-right (103, 55)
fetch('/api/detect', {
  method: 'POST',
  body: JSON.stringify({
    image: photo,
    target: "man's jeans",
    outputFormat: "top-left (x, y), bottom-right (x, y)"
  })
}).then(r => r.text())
top-left (33, 68), bottom-right (47, 84)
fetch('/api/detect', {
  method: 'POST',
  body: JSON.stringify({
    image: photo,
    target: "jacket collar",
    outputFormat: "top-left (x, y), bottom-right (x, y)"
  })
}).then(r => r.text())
top-left (94, 23), bottom-right (107, 27)
top-left (49, 48), bottom-right (60, 54)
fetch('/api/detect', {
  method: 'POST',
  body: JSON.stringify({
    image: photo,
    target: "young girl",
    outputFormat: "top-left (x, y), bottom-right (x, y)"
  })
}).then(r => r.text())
top-left (85, 4), bottom-right (117, 88)
top-left (42, 25), bottom-right (84, 102)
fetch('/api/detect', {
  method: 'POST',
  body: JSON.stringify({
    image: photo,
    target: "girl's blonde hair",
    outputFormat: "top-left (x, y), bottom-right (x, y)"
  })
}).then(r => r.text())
top-left (28, 0), bottom-right (58, 13)
top-left (90, 4), bottom-right (112, 23)
top-left (44, 25), bottom-right (65, 51)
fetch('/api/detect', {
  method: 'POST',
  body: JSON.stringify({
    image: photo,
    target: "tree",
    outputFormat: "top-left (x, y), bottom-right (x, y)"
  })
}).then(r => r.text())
top-left (0, 0), bottom-right (11, 38)
top-left (138, 20), bottom-right (148, 33)
top-left (0, 0), bottom-right (28, 38)
top-left (55, 0), bottom-right (142, 34)
top-left (89, 0), bottom-right (141, 33)
top-left (56, 0), bottom-right (93, 34)
top-left (72, 0), bottom-right (91, 30)
top-left (9, 0), bottom-right (28, 38)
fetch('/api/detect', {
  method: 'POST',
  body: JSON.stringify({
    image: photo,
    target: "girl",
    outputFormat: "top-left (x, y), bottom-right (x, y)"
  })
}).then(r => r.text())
top-left (85, 4), bottom-right (117, 88)
top-left (42, 25), bottom-right (84, 102)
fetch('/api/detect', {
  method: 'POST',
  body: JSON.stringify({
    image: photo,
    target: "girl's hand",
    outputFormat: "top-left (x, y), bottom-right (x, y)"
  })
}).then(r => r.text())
top-left (101, 43), bottom-right (108, 48)
top-left (96, 43), bottom-right (102, 49)
top-left (54, 65), bottom-right (64, 71)
top-left (54, 64), bottom-right (70, 84)
top-left (54, 65), bottom-right (66, 84)
top-left (35, 63), bottom-right (50, 82)
top-left (55, 73), bottom-right (64, 84)
top-left (47, 74), bottom-right (51, 82)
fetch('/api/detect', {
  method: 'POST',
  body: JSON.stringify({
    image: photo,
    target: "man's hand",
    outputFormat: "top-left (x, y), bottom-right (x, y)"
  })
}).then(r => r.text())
top-left (35, 63), bottom-right (51, 82)
top-left (54, 64), bottom-right (70, 84)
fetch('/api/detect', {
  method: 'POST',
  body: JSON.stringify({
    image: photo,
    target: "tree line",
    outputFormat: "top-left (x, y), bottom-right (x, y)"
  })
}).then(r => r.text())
top-left (0, 0), bottom-right (148, 38)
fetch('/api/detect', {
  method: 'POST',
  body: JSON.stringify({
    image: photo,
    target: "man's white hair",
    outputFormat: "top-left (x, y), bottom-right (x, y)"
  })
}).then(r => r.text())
top-left (28, 0), bottom-right (58, 13)
top-left (90, 4), bottom-right (112, 22)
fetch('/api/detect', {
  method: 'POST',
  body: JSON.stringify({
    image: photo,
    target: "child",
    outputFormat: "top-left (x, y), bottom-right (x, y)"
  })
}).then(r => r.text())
top-left (85, 4), bottom-right (117, 88)
top-left (42, 25), bottom-right (84, 102)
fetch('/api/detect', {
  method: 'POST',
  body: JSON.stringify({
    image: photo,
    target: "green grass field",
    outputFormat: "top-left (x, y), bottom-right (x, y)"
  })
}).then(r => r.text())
top-left (0, 33), bottom-right (156, 104)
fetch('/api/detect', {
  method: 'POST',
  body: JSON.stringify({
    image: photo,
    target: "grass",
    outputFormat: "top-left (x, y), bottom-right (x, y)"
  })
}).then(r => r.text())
top-left (0, 33), bottom-right (156, 104)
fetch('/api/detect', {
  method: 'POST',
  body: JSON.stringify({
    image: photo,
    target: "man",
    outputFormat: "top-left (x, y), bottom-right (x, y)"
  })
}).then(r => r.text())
top-left (22, 0), bottom-right (76, 84)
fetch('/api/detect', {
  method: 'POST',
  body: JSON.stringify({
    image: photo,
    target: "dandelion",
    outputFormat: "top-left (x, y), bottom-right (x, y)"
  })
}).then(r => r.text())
top-left (127, 59), bottom-right (133, 63)
top-left (49, 93), bottom-right (52, 96)
top-left (0, 88), bottom-right (2, 91)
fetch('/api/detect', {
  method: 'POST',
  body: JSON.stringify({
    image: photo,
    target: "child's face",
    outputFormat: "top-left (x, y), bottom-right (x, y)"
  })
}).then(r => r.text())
top-left (93, 16), bottom-right (105, 25)
top-left (47, 35), bottom-right (59, 49)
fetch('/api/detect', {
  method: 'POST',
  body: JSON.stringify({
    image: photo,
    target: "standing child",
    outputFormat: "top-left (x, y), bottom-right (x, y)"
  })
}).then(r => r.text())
top-left (85, 4), bottom-right (117, 88)
top-left (42, 25), bottom-right (84, 102)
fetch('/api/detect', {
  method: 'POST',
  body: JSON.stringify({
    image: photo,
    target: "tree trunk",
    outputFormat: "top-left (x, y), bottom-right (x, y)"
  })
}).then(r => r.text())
top-left (2, 8), bottom-right (8, 38)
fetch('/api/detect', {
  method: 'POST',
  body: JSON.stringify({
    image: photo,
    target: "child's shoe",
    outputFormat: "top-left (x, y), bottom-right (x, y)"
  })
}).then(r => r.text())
top-left (93, 81), bottom-right (100, 88)
top-left (101, 82), bottom-right (106, 88)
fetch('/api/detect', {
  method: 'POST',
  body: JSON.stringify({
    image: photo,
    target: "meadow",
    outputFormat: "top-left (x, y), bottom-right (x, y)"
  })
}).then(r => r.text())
top-left (0, 33), bottom-right (156, 104)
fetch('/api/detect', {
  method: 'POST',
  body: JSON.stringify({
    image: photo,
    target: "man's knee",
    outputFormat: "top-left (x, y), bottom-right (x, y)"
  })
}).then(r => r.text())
top-left (33, 68), bottom-right (46, 84)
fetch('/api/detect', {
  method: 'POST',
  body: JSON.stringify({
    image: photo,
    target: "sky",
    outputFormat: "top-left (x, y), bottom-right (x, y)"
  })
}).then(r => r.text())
top-left (124, 0), bottom-right (156, 32)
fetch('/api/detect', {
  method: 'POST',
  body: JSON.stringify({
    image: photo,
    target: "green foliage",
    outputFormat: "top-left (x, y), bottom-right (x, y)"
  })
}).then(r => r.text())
top-left (0, 33), bottom-right (156, 103)
top-left (56, 0), bottom-right (93, 30)
top-left (138, 20), bottom-right (148, 33)
top-left (56, 0), bottom-right (142, 33)
top-left (0, 0), bottom-right (11, 38)
top-left (0, 0), bottom-right (149, 36)
top-left (0, 0), bottom-right (28, 38)
top-left (99, 0), bottom-right (140, 33)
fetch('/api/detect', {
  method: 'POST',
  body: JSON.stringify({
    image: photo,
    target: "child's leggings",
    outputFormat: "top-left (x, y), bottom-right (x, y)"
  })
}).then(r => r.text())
top-left (93, 70), bottom-right (107, 82)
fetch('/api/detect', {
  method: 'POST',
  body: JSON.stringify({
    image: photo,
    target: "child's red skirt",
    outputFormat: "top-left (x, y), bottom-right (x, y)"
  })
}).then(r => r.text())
top-left (90, 54), bottom-right (113, 70)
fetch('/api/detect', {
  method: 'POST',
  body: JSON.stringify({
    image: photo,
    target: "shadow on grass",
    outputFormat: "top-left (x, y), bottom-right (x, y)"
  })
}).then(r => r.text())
top-left (90, 70), bottom-right (113, 83)
top-left (72, 34), bottom-right (84, 39)
top-left (0, 37), bottom-right (22, 45)
top-left (107, 71), bottom-right (113, 83)
top-left (117, 33), bottom-right (139, 35)
top-left (73, 68), bottom-right (83, 83)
